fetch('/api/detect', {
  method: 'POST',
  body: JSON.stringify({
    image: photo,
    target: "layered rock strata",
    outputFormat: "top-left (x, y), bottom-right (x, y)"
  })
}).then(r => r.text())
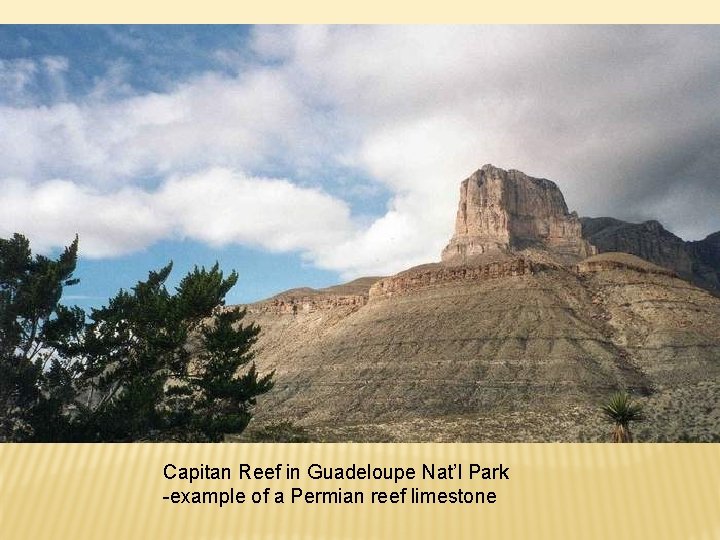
top-left (442, 164), bottom-right (595, 265)
top-left (248, 294), bottom-right (367, 315)
top-left (369, 259), bottom-right (534, 299)
top-left (575, 252), bottom-right (677, 278)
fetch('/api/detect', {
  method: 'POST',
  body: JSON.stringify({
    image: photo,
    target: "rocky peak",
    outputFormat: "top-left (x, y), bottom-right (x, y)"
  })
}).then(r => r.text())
top-left (442, 164), bottom-right (595, 265)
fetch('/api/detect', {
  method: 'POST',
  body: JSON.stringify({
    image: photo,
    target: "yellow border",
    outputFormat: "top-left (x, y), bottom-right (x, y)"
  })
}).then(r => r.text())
top-left (2, 0), bottom-right (720, 23)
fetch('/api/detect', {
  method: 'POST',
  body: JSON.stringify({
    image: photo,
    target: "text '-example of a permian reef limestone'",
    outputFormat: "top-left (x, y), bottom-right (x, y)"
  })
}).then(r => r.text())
top-left (232, 164), bottom-right (720, 443)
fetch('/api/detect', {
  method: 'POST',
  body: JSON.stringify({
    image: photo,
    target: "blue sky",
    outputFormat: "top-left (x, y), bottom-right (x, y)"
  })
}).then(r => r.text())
top-left (1, 25), bottom-right (719, 310)
top-left (0, 26), bottom-right (252, 96)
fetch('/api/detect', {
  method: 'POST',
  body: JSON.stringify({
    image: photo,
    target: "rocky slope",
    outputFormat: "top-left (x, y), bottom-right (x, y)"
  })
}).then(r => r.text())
top-left (241, 252), bottom-right (720, 442)
top-left (581, 217), bottom-right (720, 295)
top-left (232, 165), bottom-right (720, 442)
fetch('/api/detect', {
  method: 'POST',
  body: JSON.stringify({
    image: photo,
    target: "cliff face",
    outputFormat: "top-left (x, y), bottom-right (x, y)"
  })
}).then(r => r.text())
top-left (442, 165), bottom-right (594, 264)
top-left (581, 217), bottom-right (720, 295)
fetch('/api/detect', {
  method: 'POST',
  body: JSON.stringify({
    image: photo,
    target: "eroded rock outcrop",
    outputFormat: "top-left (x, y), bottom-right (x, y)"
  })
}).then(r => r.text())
top-left (245, 257), bottom-right (720, 442)
top-left (691, 232), bottom-right (720, 293)
top-left (245, 277), bottom-right (380, 315)
top-left (248, 293), bottom-right (368, 315)
top-left (442, 164), bottom-right (595, 265)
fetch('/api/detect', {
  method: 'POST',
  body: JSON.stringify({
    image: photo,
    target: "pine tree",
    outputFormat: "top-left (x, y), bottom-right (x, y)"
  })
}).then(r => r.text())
top-left (0, 234), bottom-right (84, 441)
top-left (0, 233), bottom-right (273, 442)
top-left (76, 262), bottom-right (274, 442)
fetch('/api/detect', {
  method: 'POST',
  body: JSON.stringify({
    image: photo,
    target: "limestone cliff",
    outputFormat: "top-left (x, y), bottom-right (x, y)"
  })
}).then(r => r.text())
top-left (442, 164), bottom-right (595, 265)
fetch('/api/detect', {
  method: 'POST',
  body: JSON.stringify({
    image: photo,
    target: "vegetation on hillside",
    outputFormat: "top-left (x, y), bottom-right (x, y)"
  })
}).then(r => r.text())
top-left (601, 392), bottom-right (644, 443)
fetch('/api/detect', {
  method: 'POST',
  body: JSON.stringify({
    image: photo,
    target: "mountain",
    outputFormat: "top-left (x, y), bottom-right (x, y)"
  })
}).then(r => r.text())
top-left (234, 165), bottom-right (720, 442)
top-left (581, 217), bottom-right (720, 295)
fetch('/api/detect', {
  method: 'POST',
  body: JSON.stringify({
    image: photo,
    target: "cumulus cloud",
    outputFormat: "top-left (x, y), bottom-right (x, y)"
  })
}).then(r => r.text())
top-left (2, 26), bottom-right (719, 279)
top-left (0, 169), bottom-right (352, 258)
top-left (0, 177), bottom-right (169, 257)
top-left (0, 69), bottom-right (308, 182)
top-left (0, 169), bottom-right (354, 260)
top-left (156, 169), bottom-right (353, 253)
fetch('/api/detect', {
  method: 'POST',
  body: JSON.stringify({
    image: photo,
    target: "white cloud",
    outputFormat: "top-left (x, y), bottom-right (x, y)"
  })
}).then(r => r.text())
top-left (0, 177), bottom-right (169, 257)
top-left (0, 169), bottom-right (354, 261)
top-left (0, 56), bottom-right (72, 104)
top-left (157, 168), bottom-right (353, 253)
top-left (0, 69), bottom-right (307, 182)
top-left (2, 26), bottom-right (720, 280)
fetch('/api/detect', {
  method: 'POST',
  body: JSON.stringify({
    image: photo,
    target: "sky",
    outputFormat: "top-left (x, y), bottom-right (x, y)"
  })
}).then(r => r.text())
top-left (1, 25), bottom-right (719, 309)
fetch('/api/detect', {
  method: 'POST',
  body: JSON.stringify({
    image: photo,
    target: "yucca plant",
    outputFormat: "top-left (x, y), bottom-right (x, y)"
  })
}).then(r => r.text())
top-left (601, 392), bottom-right (643, 443)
